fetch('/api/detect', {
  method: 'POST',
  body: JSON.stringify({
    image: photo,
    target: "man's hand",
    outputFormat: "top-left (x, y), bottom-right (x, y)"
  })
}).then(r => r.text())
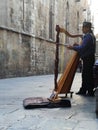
top-left (73, 42), bottom-right (79, 46)
top-left (66, 45), bottom-right (73, 50)
top-left (59, 28), bottom-right (66, 33)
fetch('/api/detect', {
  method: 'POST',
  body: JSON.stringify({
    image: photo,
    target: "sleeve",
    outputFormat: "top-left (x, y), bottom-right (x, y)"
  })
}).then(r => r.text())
top-left (72, 34), bottom-right (92, 55)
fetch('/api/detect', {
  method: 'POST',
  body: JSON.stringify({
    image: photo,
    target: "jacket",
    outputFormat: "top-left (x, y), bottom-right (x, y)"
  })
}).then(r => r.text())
top-left (73, 33), bottom-right (96, 59)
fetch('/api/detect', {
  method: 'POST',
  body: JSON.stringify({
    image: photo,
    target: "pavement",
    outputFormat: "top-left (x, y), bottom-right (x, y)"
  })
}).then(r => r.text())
top-left (0, 72), bottom-right (98, 130)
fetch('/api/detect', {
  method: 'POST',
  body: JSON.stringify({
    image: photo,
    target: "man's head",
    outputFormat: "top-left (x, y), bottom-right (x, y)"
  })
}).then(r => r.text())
top-left (82, 22), bottom-right (92, 34)
top-left (83, 22), bottom-right (92, 28)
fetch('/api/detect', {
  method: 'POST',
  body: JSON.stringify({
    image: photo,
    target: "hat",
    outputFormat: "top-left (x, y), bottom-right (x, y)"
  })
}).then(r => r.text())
top-left (83, 22), bottom-right (92, 28)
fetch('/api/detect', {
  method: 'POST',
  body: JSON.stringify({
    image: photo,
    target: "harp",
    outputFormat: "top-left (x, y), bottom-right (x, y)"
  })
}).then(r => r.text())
top-left (49, 25), bottom-right (82, 101)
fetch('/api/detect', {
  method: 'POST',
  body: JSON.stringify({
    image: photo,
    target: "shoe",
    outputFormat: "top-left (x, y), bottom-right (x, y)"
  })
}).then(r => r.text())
top-left (76, 91), bottom-right (86, 95)
top-left (87, 91), bottom-right (95, 97)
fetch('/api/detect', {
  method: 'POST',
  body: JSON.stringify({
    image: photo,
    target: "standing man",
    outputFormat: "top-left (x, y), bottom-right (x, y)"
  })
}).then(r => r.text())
top-left (64, 22), bottom-right (96, 96)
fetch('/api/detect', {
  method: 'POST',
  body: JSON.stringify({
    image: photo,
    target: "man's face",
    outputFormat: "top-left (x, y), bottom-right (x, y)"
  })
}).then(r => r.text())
top-left (82, 26), bottom-right (89, 34)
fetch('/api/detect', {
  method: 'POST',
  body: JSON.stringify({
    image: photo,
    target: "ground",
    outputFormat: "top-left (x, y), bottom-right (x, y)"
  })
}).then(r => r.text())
top-left (0, 73), bottom-right (98, 130)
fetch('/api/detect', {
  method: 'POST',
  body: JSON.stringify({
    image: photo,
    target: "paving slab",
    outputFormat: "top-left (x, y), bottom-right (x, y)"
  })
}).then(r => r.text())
top-left (0, 73), bottom-right (98, 130)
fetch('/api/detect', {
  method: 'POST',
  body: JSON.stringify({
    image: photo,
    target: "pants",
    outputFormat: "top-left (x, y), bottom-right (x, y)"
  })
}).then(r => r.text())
top-left (80, 55), bottom-right (95, 93)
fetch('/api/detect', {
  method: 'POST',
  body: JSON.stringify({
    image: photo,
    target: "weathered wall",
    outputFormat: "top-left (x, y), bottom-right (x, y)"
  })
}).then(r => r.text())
top-left (0, 0), bottom-right (89, 78)
top-left (0, 29), bottom-right (31, 78)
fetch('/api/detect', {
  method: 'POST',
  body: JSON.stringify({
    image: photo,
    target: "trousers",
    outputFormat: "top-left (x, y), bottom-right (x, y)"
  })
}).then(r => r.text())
top-left (80, 55), bottom-right (95, 93)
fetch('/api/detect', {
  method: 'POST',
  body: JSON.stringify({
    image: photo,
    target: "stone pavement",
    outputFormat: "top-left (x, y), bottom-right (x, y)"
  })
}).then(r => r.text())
top-left (0, 73), bottom-right (98, 130)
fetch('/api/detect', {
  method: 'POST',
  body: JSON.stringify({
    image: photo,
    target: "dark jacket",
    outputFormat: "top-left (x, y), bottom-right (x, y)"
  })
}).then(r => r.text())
top-left (73, 33), bottom-right (96, 59)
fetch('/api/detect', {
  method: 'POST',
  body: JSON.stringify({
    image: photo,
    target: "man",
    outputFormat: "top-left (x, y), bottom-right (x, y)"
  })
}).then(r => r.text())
top-left (66, 22), bottom-right (96, 96)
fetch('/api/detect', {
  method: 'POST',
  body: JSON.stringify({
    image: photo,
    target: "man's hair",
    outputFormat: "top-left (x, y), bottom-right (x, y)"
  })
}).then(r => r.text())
top-left (83, 22), bottom-right (92, 28)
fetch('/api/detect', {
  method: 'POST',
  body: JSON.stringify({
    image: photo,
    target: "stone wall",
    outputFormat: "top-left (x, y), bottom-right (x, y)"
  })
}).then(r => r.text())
top-left (0, 0), bottom-right (89, 78)
top-left (0, 29), bottom-right (31, 78)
